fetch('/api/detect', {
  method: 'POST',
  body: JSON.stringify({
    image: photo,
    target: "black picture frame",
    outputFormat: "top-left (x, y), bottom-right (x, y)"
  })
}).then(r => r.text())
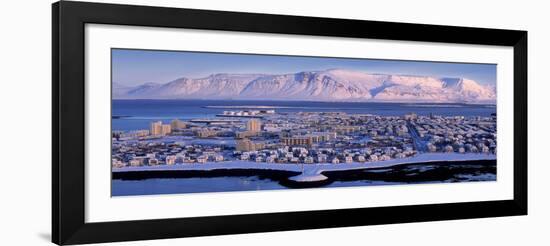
top-left (52, 1), bottom-right (527, 245)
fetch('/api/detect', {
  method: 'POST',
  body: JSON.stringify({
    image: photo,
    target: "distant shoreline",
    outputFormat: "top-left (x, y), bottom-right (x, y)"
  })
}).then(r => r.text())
top-left (204, 105), bottom-right (289, 109)
top-left (111, 98), bottom-right (497, 106)
top-left (112, 115), bottom-right (131, 119)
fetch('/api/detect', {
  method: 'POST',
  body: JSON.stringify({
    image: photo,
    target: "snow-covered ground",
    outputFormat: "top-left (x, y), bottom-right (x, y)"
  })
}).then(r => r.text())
top-left (114, 153), bottom-right (496, 182)
top-left (288, 173), bottom-right (329, 182)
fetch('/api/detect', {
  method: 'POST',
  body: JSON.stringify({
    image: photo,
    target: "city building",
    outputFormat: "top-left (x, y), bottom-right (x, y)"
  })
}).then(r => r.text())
top-left (165, 155), bottom-right (177, 165)
top-left (317, 154), bottom-right (327, 163)
top-left (427, 143), bottom-right (437, 152)
top-left (150, 121), bottom-right (163, 136)
top-left (170, 119), bottom-right (186, 130)
top-left (247, 119), bottom-right (262, 132)
top-left (148, 158), bottom-right (159, 166)
top-left (129, 159), bottom-right (142, 167)
top-left (369, 155), bottom-right (379, 162)
top-left (333, 125), bottom-right (361, 134)
top-left (161, 124), bottom-right (171, 135)
top-left (404, 112), bottom-right (418, 120)
top-left (213, 155), bottom-right (224, 162)
top-left (235, 130), bottom-right (258, 139)
top-left (112, 159), bottom-right (124, 168)
top-left (345, 156), bottom-right (353, 163)
top-left (197, 156), bottom-right (208, 163)
top-left (196, 129), bottom-right (218, 138)
top-left (281, 136), bottom-right (313, 146)
top-left (117, 130), bottom-right (149, 139)
top-left (236, 139), bottom-right (265, 151)
top-left (150, 121), bottom-right (171, 136)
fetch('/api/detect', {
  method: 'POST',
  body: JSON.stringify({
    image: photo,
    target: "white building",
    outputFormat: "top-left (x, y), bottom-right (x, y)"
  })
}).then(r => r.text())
top-left (427, 143), bottom-right (437, 152)
top-left (148, 158), bottom-right (159, 166)
top-left (129, 159), bottom-right (142, 167)
top-left (112, 159), bottom-right (125, 168)
top-left (213, 155), bottom-right (224, 162)
top-left (345, 156), bottom-right (353, 163)
top-left (379, 154), bottom-right (391, 161)
top-left (369, 154), bottom-right (378, 162)
top-left (165, 155), bottom-right (177, 165)
top-left (317, 154), bottom-right (327, 163)
top-left (197, 156), bottom-right (208, 163)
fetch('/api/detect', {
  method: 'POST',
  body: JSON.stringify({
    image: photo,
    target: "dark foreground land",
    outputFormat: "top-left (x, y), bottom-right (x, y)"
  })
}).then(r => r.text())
top-left (112, 159), bottom-right (496, 189)
top-left (324, 160), bottom-right (496, 184)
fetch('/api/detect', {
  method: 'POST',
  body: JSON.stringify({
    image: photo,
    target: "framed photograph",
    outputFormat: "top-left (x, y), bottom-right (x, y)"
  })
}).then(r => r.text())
top-left (52, 1), bottom-right (527, 245)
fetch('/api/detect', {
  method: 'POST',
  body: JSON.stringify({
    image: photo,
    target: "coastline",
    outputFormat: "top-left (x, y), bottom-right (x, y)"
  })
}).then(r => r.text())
top-left (113, 153), bottom-right (496, 189)
top-left (113, 153), bottom-right (495, 174)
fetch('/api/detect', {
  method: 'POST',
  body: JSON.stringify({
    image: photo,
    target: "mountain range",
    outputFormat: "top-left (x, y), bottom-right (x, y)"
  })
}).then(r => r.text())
top-left (113, 69), bottom-right (496, 104)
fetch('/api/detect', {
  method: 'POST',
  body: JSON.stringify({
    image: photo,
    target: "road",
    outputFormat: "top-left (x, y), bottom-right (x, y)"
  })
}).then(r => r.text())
top-left (407, 122), bottom-right (428, 153)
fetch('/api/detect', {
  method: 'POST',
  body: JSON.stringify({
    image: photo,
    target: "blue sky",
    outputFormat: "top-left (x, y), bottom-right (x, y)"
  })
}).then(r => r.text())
top-left (112, 48), bottom-right (496, 86)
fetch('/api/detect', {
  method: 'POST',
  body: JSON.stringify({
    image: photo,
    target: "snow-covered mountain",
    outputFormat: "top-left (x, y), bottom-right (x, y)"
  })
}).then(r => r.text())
top-left (113, 69), bottom-right (496, 104)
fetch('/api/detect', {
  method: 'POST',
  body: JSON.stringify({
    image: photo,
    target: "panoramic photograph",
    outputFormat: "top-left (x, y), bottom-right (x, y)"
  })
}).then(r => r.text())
top-left (111, 48), bottom-right (497, 196)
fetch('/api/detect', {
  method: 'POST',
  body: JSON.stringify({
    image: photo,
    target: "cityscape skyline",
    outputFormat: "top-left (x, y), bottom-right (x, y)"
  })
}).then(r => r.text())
top-left (112, 103), bottom-right (498, 196)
